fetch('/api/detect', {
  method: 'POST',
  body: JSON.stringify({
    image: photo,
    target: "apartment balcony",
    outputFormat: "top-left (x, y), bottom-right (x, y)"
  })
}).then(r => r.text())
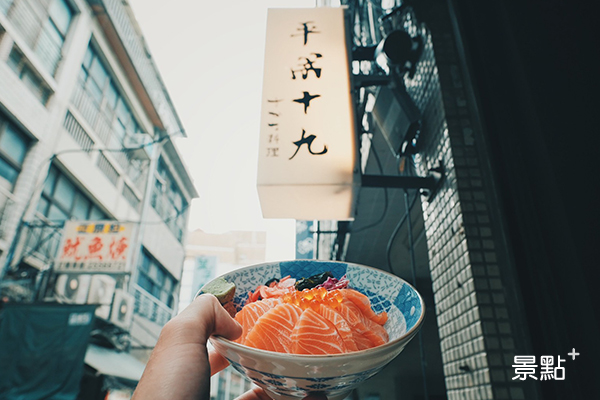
top-left (68, 84), bottom-right (149, 194)
top-left (150, 193), bottom-right (184, 243)
top-left (70, 83), bottom-right (114, 150)
top-left (0, 0), bottom-right (63, 75)
top-left (87, 0), bottom-right (182, 136)
top-left (20, 213), bottom-right (63, 268)
top-left (0, 209), bottom-right (54, 301)
top-left (133, 284), bottom-right (174, 327)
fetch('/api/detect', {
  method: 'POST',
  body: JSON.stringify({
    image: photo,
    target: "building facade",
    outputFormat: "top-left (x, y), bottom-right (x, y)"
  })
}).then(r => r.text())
top-left (0, 0), bottom-right (197, 395)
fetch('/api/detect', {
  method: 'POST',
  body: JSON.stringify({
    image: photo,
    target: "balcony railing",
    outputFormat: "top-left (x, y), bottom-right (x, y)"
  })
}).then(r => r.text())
top-left (133, 284), bottom-right (174, 327)
top-left (2, 0), bottom-right (63, 75)
top-left (63, 111), bottom-right (95, 152)
top-left (70, 85), bottom-right (149, 194)
top-left (20, 214), bottom-right (64, 266)
top-left (150, 192), bottom-right (184, 242)
top-left (70, 83), bottom-right (112, 147)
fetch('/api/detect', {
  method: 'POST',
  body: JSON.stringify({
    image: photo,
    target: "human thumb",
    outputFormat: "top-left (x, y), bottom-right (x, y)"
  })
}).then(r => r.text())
top-left (175, 293), bottom-right (242, 344)
top-left (204, 294), bottom-right (242, 341)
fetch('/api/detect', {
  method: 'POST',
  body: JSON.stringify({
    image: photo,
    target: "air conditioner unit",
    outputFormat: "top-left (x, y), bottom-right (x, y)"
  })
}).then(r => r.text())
top-left (109, 289), bottom-right (135, 330)
top-left (123, 133), bottom-right (151, 160)
top-left (87, 275), bottom-right (117, 319)
top-left (54, 274), bottom-right (91, 304)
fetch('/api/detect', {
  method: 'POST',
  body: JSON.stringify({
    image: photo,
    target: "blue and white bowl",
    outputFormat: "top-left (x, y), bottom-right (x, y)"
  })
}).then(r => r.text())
top-left (206, 260), bottom-right (425, 400)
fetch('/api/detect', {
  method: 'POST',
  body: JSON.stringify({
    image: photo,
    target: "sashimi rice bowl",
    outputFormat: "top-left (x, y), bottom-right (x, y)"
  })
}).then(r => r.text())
top-left (201, 260), bottom-right (425, 400)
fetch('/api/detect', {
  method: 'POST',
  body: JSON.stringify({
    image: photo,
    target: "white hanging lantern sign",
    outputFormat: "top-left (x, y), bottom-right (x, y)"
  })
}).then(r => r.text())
top-left (257, 7), bottom-right (359, 220)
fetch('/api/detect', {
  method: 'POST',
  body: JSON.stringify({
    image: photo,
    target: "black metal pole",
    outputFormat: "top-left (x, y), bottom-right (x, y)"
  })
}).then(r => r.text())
top-left (361, 174), bottom-right (438, 190)
top-left (315, 221), bottom-right (320, 260)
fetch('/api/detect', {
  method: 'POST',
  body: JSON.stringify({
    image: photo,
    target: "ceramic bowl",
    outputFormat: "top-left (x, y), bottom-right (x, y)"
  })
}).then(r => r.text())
top-left (204, 260), bottom-right (425, 400)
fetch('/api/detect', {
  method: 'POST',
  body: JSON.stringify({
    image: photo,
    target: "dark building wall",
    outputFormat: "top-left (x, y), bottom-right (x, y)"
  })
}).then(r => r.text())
top-left (442, 1), bottom-right (600, 399)
top-left (377, 1), bottom-right (584, 399)
top-left (348, 2), bottom-right (534, 397)
top-left (402, 0), bottom-right (599, 399)
top-left (396, 5), bottom-right (537, 397)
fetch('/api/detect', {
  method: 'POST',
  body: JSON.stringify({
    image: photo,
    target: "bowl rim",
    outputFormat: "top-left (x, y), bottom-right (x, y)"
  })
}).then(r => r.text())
top-left (204, 259), bottom-right (426, 360)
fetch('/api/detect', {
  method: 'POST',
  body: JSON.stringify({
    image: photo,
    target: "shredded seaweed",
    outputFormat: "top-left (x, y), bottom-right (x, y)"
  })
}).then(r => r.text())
top-left (294, 271), bottom-right (334, 291)
top-left (265, 277), bottom-right (279, 286)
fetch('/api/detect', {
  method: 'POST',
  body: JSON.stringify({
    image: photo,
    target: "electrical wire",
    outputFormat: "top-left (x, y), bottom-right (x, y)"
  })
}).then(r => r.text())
top-left (20, 129), bottom-right (183, 218)
top-left (120, 201), bottom-right (192, 226)
top-left (22, 129), bottom-right (184, 223)
top-left (28, 201), bottom-right (192, 228)
top-left (54, 130), bottom-right (183, 157)
top-left (351, 134), bottom-right (390, 234)
top-left (385, 189), bottom-right (419, 274)
top-left (384, 184), bottom-right (430, 400)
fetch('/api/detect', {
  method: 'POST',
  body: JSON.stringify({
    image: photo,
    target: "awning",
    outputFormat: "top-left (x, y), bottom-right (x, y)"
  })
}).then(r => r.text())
top-left (0, 303), bottom-right (96, 399)
top-left (85, 344), bottom-right (146, 382)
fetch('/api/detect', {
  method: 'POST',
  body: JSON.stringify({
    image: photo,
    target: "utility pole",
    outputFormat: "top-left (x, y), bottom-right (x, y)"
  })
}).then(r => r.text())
top-left (124, 129), bottom-right (165, 298)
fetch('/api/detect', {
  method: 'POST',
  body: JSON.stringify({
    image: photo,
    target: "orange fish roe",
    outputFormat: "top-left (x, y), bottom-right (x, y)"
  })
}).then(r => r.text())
top-left (282, 287), bottom-right (344, 311)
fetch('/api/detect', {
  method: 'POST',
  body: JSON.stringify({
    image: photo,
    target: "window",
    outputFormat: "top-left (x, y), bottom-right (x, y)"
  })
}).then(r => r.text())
top-left (77, 44), bottom-right (141, 146)
top-left (8, 47), bottom-right (53, 105)
top-left (37, 165), bottom-right (108, 222)
top-left (0, 0), bottom-right (14, 15)
top-left (35, 0), bottom-right (73, 74)
top-left (137, 250), bottom-right (176, 308)
top-left (122, 183), bottom-right (140, 211)
top-left (0, 113), bottom-right (30, 186)
top-left (2, 0), bottom-right (73, 75)
top-left (151, 158), bottom-right (188, 242)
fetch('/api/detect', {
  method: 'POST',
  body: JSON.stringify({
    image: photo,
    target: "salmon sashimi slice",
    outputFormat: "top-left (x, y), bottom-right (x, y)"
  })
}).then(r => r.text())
top-left (343, 299), bottom-right (389, 342)
top-left (338, 300), bottom-right (387, 348)
top-left (353, 331), bottom-right (375, 350)
top-left (244, 303), bottom-right (303, 353)
top-left (234, 301), bottom-right (271, 344)
top-left (340, 289), bottom-right (388, 325)
top-left (317, 304), bottom-right (358, 352)
top-left (234, 298), bottom-right (281, 343)
top-left (291, 308), bottom-right (347, 355)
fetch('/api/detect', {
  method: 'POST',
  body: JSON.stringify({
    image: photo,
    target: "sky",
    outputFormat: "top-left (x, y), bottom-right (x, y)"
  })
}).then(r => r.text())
top-left (128, 0), bottom-right (316, 260)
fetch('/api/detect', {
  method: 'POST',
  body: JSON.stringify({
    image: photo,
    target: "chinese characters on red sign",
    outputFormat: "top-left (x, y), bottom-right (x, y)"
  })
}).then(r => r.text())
top-left (55, 222), bottom-right (133, 274)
